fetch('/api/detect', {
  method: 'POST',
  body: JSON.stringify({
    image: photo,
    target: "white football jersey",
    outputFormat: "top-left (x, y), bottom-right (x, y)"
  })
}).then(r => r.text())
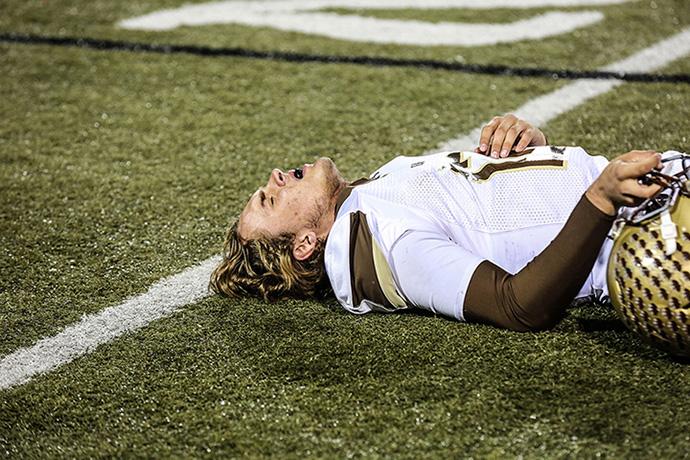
top-left (324, 146), bottom-right (611, 321)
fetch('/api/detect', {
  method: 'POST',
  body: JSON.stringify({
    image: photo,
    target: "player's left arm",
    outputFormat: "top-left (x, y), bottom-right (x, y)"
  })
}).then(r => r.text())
top-left (475, 114), bottom-right (547, 158)
top-left (463, 151), bottom-right (663, 332)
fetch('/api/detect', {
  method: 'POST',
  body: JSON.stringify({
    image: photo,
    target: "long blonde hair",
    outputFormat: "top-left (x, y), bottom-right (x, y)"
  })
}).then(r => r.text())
top-left (209, 220), bottom-right (331, 301)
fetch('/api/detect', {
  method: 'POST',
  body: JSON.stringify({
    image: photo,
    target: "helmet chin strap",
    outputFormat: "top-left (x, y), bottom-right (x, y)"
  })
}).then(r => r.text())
top-left (659, 209), bottom-right (678, 256)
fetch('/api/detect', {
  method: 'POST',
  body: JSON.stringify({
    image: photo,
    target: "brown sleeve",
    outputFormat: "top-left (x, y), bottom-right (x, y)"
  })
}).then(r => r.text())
top-left (463, 194), bottom-right (615, 332)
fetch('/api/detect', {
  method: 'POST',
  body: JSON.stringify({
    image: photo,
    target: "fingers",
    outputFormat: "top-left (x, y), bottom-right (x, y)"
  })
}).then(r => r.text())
top-left (621, 176), bottom-right (662, 200)
top-left (499, 125), bottom-right (521, 158)
top-left (514, 128), bottom-right (535, 153)
top-left (490, 115), bottom-right (518, 158)
top-left (476, 114), bottom-right (546, 158)
top-left (615, 151), bottom-right (661, 179)
top-left (478, 117), bottom-right (501, 154)
top-left (616, 149), bottom-right (657, 162)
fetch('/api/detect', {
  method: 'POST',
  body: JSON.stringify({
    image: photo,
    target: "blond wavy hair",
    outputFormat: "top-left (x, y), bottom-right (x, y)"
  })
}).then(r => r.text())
top-left (209, 220), bottom-right (332, 301)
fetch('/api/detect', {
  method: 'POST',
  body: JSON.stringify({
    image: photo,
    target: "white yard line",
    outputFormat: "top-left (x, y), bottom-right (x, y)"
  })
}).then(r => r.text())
top-left (1, 28), bottom-right (690, 390)
top-left (432, 27), bottom-right (690, 152)
top-left (0, 256), bottom-right (221, 389)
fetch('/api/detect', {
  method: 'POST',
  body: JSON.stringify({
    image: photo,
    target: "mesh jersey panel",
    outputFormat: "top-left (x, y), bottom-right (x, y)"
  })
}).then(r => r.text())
top-left (354, 159), bottom-right (591, 233)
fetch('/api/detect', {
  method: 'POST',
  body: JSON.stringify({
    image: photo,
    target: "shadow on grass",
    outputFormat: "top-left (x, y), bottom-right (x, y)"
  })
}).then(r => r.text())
top-left (576, 317), bottom-right (628, 333)
top-left (568, 305), bottom-right (688, 364)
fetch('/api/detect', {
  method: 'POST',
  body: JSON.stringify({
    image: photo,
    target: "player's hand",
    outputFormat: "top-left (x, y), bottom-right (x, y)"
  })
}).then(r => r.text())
top-left (475, 114), bottom-right (547, 158)
top-left (585, 150), bottom-right (663, 216)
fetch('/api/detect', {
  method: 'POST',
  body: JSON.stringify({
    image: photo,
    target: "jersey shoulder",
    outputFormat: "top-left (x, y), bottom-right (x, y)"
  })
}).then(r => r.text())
top-left (325, 193), bottom-right (426, 315)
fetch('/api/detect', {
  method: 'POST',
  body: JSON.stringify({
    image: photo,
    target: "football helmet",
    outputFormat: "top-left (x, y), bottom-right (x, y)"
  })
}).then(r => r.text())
top-left (607, 153), bottom-right (690, 357)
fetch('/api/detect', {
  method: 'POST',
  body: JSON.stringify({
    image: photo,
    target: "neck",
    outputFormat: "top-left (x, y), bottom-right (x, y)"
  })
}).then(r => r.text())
top-left (317, 177), bottom-right (349, 240)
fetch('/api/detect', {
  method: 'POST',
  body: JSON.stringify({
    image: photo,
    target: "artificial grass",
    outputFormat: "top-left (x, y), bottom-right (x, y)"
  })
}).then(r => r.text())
top-left (0, 42), bottom-right (558, 356)
top-left (545, 59), bottom-right (690, 154)
top-left (2, 298), bottom-right (689, 458)
top-left (2, 0), bottom-right (690, 457)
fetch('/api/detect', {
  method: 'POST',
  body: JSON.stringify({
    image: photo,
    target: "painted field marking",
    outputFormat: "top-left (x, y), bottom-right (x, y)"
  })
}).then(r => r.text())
top-left (119, 0), bottom-right (630, 46)
top-left (0, 256), bottom-right (221, 390)
top-left (433, 27), bottom-right (690, 152)
top-left (1, 27), bottom-right (689, 390)
top-left (7, 33), bottom-right (689, 84)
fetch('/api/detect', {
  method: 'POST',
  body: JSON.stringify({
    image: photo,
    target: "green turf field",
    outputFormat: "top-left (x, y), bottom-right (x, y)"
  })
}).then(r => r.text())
top-left (1, 0), bottom-right (690, 457)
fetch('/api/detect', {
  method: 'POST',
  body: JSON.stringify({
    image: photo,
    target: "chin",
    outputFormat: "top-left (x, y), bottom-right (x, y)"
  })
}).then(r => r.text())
top-left (315, 157), bottom-right (340, 178)
top-left (314, 157), bottom-right (343, 195)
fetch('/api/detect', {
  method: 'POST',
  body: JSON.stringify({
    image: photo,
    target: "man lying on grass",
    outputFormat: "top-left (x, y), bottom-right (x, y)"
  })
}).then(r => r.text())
top-left (210, 114), bottom-right (666, 332)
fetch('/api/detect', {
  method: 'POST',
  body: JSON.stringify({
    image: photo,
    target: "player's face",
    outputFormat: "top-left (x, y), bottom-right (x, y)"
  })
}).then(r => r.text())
top-left (238, 157), bottom-right (343, 240)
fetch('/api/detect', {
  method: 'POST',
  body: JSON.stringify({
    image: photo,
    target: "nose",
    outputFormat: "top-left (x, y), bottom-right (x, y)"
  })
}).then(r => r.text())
top-left (270, 169), bottom-right (287, 187)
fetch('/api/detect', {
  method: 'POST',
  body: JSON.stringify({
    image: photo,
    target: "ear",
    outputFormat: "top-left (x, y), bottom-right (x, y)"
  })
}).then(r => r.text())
top-left (292, 230), bottom-right (318, 261)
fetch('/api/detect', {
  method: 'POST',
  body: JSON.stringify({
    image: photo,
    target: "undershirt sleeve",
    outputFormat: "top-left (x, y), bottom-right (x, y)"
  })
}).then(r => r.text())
top-left (463, 194), bottom-right (616, 332)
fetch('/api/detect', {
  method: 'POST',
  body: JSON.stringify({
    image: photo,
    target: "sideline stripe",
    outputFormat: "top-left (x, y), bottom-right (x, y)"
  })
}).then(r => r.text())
top-left (433, 27), bottom-right (690, 152)
top-left (0, 256), bottom-right (221, 390)
top-left (1, 32), bottom-right (690, 85)
top-left (1, 28), bottom-right (690, 390)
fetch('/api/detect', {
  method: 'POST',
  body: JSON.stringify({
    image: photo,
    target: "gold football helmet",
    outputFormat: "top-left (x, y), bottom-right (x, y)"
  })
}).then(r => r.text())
top-left (607, 153), bottom-right (690, 357)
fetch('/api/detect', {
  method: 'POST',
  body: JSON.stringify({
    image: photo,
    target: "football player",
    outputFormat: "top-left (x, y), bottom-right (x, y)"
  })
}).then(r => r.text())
top-left (210, 114), bottom-right (667, 332)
